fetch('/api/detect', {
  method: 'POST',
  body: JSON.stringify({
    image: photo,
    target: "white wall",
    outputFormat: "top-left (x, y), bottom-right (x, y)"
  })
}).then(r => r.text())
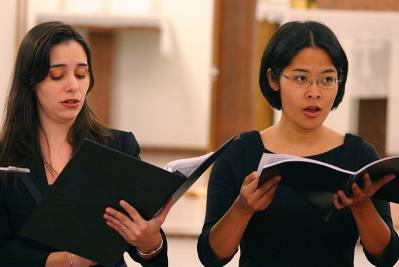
top-left (0, 2), bottom-right (17, 124)
top-left (27, 0), bottom-right (214, 149)
top-left (112, 0), bottom-right (213, 149)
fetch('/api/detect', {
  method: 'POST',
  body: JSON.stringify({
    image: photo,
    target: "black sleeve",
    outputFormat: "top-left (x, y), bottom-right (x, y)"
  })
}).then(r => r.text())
top-left (364, 199), bottom-right (399, 267)
top-left (122, 132), bottom-right (141, 159)
top-left (197, 144), bottom-right (242, 266)
top-left (359, 142), bottom-right (399, 266)
top-left (105, 130), bottom-right (140, 159)
top-left (120, 131), bottom-right (168, 266)
top-left (0, 178), bottom-right (50, 267)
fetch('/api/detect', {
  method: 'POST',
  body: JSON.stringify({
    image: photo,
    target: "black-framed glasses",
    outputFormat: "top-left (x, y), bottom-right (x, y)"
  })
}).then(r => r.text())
top-left (281, 73), bottom-right (341, 89)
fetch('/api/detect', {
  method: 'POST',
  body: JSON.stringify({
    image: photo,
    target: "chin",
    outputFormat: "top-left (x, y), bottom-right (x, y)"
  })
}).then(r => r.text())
top-left (299, 120), bottom-right (324, 131)
top-left (58, 113), bottom-right (80, 123)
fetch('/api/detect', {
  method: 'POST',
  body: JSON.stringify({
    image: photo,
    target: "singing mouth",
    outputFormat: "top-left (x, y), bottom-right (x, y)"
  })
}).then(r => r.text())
top-left (61, 99), bottom-right (79, 104)
top-left (303, 106), bottom-right (321, 113)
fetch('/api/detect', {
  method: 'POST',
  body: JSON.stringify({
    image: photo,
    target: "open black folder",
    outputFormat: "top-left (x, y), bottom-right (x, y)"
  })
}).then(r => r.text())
top-left (257, 153), bottom-right (399, 221)
top-left (19, 137), bottom-right (234, 266)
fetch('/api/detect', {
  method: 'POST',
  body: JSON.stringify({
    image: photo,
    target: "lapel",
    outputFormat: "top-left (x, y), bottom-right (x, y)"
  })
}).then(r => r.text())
top-left (17, 172), bottom-right (42, 205)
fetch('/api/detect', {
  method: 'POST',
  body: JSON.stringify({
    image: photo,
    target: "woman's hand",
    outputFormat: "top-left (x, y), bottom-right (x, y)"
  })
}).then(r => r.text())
top-left (334, 173), bottom-right (395, 257)
top-left (234, 171), bottom-right (281, 216)
top-left (45, 252), bottom-right (96, 267)
top-left (71, 254), bottom-right (97, 267)
top-left (334, 173), bottom-right (396, 212)
top-left (103, 199), bottom-right (173, 256)
top-left (208, 171), bottom-right (281, 260)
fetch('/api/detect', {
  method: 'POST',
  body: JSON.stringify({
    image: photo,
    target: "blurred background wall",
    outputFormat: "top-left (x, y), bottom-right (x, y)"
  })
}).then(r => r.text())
top-left (0, 1), bottom-right (17, 124)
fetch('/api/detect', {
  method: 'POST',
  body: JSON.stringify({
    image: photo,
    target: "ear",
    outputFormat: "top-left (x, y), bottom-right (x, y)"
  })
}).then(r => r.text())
top-left (267, 68), bottom-right (279, 92)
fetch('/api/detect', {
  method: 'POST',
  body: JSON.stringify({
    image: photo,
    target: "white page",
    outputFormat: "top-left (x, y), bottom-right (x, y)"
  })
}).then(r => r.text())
top-left (257, 153), bottom-right (354, 176)
top-left (0, 166), bottom-right (30, 173)
top-left (164, 152), bottom-right (213, 177)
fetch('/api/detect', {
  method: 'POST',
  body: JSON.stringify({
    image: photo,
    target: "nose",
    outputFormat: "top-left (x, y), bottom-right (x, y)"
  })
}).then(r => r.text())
top-left (306, 80), bottom-right (321, 99)
top-left (65, 74), bottom-right (79, 92)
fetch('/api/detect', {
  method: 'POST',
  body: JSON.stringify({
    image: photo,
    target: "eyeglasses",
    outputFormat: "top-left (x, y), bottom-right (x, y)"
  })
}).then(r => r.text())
top-left (281, 73), bottom-right (341, 89)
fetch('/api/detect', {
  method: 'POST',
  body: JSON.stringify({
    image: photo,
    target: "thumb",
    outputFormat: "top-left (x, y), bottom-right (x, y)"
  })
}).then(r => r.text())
top-left (154, 198), bottom-right (174, 223)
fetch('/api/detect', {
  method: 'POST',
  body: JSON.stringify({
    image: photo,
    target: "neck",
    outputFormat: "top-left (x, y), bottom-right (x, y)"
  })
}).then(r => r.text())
top-left (275, 116), bottom-right (326, 146)
top-left (39, 120), bottom-right (74, 184)
top-left (39, 119), bottom-right (73, 147)
top-left (275, 115), bottom-right (327, 145)
top-left (261, 115), bottom-right (331, 157)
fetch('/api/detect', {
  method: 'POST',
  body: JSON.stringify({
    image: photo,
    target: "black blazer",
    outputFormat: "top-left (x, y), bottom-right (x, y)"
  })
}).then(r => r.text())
top-left (0, 129), bottom-right (168, 267)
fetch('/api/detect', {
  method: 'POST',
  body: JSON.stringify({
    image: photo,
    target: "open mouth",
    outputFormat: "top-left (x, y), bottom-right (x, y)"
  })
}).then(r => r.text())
top-left (61, 99), bottom-right (79, 104)
top-left (61, 99), bottom-right (80, 108)
top-left (303, 106), bottom-right (321, 113)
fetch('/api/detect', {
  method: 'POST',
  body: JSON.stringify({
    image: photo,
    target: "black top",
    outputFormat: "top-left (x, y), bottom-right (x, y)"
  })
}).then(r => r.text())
top-left (0, 129), bottom-right (168, 267)
top-left (197, 131), bottom-right (399, 267)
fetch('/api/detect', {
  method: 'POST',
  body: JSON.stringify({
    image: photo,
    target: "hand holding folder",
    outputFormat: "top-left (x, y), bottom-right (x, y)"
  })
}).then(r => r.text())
top-left (257, 153), bottom-right (399, 220)
top-left (19, 137), bottom-right (234, 266)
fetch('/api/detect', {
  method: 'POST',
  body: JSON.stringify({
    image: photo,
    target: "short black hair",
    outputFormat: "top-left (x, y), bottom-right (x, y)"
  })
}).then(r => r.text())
top-left (259, 21), bottom-right (348, 110)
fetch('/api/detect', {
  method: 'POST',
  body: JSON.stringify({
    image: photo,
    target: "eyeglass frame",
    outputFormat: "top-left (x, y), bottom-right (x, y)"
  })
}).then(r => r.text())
top-left (281, 73), bottom-right (342, 89)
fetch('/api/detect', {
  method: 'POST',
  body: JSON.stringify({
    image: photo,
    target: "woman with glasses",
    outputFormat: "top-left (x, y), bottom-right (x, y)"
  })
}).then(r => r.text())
top-left (197, 21), bottom-right (399, 266)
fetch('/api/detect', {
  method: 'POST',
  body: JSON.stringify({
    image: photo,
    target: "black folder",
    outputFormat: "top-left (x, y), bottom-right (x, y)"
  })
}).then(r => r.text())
top-left (19, 139), bottom-right (186, 266)
top-left (19, 137), bottom-right (234, 266)
top-left (258, 154), bottom-right (399, 221)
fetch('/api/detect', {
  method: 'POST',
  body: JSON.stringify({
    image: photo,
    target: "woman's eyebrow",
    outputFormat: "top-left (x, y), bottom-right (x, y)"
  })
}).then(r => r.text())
top-left (290, 68), bottom-right (337, 74)
top-left (49, 64), bottom-right (66, 68)
top-left (321, 69), bottom-right (337, 74)
top-left (50, 63), bottom-right (88, 68)
top-left (291, 68), bottom-right (309, 72)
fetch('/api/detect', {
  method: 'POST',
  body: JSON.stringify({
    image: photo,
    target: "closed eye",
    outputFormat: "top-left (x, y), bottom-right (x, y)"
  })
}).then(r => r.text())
top-left (75, 74), bottom-right (87, 79)
top-left (50, 75), bottom-right (64, 81)
top-left (49, 68), bottom-right (65, 81)
top-left (75, 67), bottom-right (89, 80)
